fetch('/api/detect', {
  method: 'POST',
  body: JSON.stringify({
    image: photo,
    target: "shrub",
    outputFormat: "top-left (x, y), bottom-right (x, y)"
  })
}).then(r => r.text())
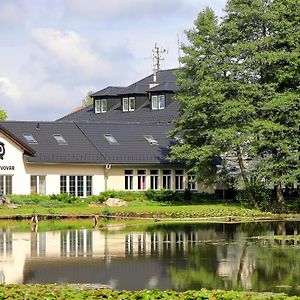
top-left (8, 194), bottom-right (50, 205)
top-left (237, 182), bottom-right (273, 211)
top-left (145, 189), bottom-right (176, 202)
top-left (49, 193), bottom-right (83, 205)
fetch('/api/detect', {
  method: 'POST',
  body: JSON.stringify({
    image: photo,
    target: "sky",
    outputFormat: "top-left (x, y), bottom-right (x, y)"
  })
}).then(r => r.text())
top-left (0, 0), bottom-right (226, 121)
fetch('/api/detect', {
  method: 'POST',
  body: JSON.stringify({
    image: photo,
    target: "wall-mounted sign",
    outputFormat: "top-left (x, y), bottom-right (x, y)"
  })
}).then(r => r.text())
top-left (0, 142), bottom-right (5, 160)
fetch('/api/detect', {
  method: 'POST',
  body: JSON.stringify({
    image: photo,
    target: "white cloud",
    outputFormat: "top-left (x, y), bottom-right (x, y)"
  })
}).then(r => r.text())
top-left (31, 28), bottom-right (114, 81)
top-left (0, 77), bottom-right (20, 100)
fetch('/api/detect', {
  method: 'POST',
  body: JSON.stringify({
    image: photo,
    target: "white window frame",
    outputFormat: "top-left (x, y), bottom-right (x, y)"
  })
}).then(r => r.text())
top-left (0, 175), bottom-right (13, 195)
top-left (152, 95), bottom-right (165, 110)
top-left (123, 98), bottom-right (129, 111)
top-left (95, 99), bottom-right (107, 113)
top-left (129, 97), bottom-right (135, 111)
top-left (175, 170), bottom-right (184, 191)
top-left (150, 170), bottom-right (159, 190)
top-left (30, 175), bottom-right (46, 195)
top-left (158, 95), bottom-right (166, 109)
top-left (124, 170), bottom-right (134, 190)
top-left (162, 170), bottom-right (172, 190)
top-left (60, 176), bottom-right (92, 198)
top-left (137, 170), bottom-right (146, 190)
top-left (151, 95), bottom-right (158, 110)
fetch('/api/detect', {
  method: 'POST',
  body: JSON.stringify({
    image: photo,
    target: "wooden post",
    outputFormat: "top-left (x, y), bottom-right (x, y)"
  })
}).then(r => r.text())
top-left (31, 214), bottom-right (39, 225)
top-left (93, 215), bottom-right (99, 228)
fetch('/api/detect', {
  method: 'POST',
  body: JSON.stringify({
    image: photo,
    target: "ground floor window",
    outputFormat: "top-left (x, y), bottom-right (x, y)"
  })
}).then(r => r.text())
top-left (125, 170), bottom-right (133, 190)
top-left (188, 175), bottom-right (197, 191)
top-left (30, 175), bottom-right (46, 195)
top-left (0, 175), bottom-right (12, 195)
top-left (60, 175), bottom-right (92, 197)
top-left (137, 170), bottom-right (146, 190)
top-left (150, 170), bottom-right (159, 190)
top-left (162, 170), bottom-right (172, 190)
top-left (175, 170), bottom-right (184, 190)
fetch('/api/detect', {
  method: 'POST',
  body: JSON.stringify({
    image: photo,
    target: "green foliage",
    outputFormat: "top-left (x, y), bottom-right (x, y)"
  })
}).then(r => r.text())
top-left (82, 91), bottom-right (94, 107)
top-left (49, 193), bottom-right (83, 205)
top-left (237, 183), bottom-right (274, 212)
top-left (9, 194), bottom-right (50, 205)
top-left (0, 109), bottom-right (7, 120)
top-left (172, 0), bottom-right (299, 208)
top-left (145, 189), bottom-right (177, 202)
top-left (0, 285), bottom-right (296, 300)
top-left (98, 190), bottom-right (148, 202)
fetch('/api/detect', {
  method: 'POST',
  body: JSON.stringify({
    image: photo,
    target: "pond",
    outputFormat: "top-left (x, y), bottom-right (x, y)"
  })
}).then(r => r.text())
top-left (0, 220), bottom-right (300, 295)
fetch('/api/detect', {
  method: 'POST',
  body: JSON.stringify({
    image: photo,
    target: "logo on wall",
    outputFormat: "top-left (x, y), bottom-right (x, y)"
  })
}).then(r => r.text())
top-left (0, 142), bottom-right (5, 160)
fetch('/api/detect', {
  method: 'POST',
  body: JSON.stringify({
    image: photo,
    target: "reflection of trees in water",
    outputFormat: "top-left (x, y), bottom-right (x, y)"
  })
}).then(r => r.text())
top-left (168, 235), bottom-right (300, 294)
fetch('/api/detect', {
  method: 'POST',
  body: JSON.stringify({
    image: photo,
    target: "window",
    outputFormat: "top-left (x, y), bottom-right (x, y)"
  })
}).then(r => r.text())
top-left (150, 170), bottom-right (159, 190)
top-left (151, 95), bottom-right (158, 110)
top-left (0, 176), bottom-right (12, 195)
top-left (175, 170), bottom-right (184, 190)
top-left (123, 97), bottom-right (135, 111)
top-left (159, 95), bottom-right (165, 109)
top-left (188, 175), bottom-right (197, 191)
top-left (104, 134), bottom-right (119, 145)
top-left (162, 170), bottom-right (172, 190)
top-left (23, 134), bottom-right (38, 144)
top-left (129, 97), bottom-right (135, 111)
top-left (137, 170), bottom-right (146, 190)
top-left (95, 99), bottom-right (107, 113)
top-left (122, 98), bottom-right (129, 111)
top-left (30, 175), bottom-right (46, 195)
top-left (125, 170), bottom-right (133, 190)
top-left (60, 176), bottom-right (93, 197)
top-left (144, 135), bottom-right (159, 146)
top-left (152, 95), bottom-right (165, 110)
top-left (53, 134), bottom-right (68, 145)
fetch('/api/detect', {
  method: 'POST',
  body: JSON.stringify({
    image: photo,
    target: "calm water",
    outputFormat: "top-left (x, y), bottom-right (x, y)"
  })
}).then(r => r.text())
top-left (1, 221), bottom-right (300, 295)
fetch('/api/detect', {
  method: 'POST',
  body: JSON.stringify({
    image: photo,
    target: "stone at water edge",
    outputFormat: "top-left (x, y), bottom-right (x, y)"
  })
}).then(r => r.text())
top-left (105, 198), bottom-right (127, 207)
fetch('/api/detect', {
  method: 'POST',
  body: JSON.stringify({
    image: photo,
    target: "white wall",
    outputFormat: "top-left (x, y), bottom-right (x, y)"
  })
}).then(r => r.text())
top-left (0, 133), bottom-right (30, 194)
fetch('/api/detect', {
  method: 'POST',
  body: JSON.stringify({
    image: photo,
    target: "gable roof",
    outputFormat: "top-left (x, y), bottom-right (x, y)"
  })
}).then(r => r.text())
top-left (57, 68), bottom-right (179, 122)
top-left (0, 121), bottom-right (179, 165)
top-left (0, 121), bottom-right (107, 164)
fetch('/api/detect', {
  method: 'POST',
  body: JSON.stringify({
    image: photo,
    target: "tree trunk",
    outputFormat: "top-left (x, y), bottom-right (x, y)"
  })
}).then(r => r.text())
top-left (275, 184), bottom-right (286, 209)
top-left (236, 146), bottom-right (250, 188)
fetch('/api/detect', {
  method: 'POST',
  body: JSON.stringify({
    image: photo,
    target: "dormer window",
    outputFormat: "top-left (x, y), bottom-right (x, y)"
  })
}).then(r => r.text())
top-left (123, 97), bottom-right (135, 112)
top-left (152, 95), bottom-right (165, 110)
top-left (95, 99), bottom-right (107, 113)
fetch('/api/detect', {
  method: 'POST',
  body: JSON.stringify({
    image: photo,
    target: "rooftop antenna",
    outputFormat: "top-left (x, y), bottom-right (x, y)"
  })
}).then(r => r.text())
top-left (152, 43), bottom-right (167, 83)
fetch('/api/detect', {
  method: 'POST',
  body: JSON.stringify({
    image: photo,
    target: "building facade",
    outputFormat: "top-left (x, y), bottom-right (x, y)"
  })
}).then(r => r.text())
top-left (0, 69), bottom-right (217, 197)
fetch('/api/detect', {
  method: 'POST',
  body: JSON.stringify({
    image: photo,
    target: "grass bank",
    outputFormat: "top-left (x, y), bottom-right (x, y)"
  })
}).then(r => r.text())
top-left (0, 285), bottom-right (297, 300)
top-left (0, 202), bottom-right (282, 221)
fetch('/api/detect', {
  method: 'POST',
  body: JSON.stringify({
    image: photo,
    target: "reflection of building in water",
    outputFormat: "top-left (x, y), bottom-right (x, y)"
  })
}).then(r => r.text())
top-left (60, 230), bottom-right (93, 257)
top-left (0, 224), bottom-right (299, 285)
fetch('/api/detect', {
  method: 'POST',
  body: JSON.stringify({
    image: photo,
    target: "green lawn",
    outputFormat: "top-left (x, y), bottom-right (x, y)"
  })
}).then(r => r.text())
top-left (0, 202), bottom-right (280, 220)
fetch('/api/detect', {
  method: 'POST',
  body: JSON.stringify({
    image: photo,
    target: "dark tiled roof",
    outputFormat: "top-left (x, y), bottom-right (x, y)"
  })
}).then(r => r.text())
top-left (0, 121), bottom-right (179, 165)
top-left (76, 122), bottom-right (176, 164)
top-left (58, 101), bottom-right (179, 124)
top-left (0, 121), bottom-right (107, 164)
top-left (148, 81), bottom-right (179, 92)
top-left (91, 86), bottom-right (125, 97)
top-left (57, 68), bottom-right (179, 123)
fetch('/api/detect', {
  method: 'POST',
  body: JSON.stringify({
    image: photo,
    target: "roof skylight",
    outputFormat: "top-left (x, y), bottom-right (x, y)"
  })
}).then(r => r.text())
top-left (104, 134), bottom-right (119, 145)
top-left (53, 134), bottom-right (68, 145)
top-left (23, 134), bottom-right (38, 144)
top-left (144, 135), bottom-right (159, 146)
